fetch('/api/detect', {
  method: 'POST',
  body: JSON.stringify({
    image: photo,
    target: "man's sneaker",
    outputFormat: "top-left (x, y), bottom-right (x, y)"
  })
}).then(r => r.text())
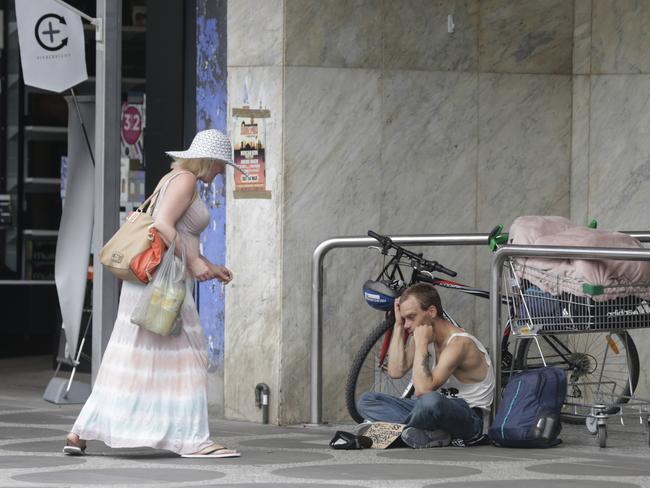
top-left (401, 427), bottom-right (451, 449)
top-left (451, 433), bottom-right (490, 447)
top-left (352, 420), bottom-right (373, 435)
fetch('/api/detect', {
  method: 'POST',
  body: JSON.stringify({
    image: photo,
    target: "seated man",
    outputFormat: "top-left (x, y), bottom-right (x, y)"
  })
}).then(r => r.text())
top-left (357, 283), bottom-right (494, 448)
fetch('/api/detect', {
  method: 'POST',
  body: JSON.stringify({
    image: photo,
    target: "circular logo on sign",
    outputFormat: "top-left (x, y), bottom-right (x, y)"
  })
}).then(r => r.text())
top-left (121, 106), bottom-right (142, 145)
top-left (35, 14), bottom-right (69, 52)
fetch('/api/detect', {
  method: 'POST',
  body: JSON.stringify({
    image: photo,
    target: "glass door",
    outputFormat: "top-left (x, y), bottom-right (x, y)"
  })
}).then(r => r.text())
top-left (0, 0), bottom-right (21, 278)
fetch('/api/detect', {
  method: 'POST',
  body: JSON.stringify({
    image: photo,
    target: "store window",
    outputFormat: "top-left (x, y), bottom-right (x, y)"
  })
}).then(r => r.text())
top-left (0, 0), bottom-right (149, 281)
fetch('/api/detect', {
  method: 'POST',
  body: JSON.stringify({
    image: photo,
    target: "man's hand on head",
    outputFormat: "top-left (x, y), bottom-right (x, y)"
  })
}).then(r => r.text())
top-left (394, 297), bottom-right (405, 328)
top-left (413, 323), bottom-right (434, 346)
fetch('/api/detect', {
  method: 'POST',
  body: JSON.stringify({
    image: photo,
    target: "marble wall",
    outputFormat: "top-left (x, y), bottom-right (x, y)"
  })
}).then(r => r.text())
top-left (278, 0), bottom-right (573, 423)
top-left (570, 0), bottom-right (650, 398)
top-left (224, 0), bottom-right (285, 423)
top-left (226, 0), bottom-right (650, 423)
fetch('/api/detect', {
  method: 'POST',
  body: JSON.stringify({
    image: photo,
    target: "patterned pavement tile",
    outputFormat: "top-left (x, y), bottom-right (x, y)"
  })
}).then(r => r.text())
top-left (12, 468), bottom-right (225, 485)
top-left (273, 463), bottom-right (481, 480)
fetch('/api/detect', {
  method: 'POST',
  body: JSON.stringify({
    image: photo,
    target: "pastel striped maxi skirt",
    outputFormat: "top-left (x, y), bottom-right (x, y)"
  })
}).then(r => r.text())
top-left (71, 280), bottom-right (213, 454)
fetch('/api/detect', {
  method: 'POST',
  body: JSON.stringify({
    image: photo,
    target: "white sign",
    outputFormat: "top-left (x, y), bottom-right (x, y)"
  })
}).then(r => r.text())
top-left (15, 0), bottom-right (87, 93)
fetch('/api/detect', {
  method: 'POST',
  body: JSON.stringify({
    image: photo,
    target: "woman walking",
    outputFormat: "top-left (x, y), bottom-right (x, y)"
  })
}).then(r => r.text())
top-left (63, 129), bottom-right (243, 458)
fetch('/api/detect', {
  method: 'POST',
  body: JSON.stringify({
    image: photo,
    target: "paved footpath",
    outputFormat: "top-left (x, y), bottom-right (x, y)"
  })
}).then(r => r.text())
top-left (1, 356), bottom-right (650, 488)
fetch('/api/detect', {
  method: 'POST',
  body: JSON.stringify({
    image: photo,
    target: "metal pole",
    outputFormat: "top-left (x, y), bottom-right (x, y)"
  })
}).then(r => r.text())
top-left (310, 233), bottom-right (492, 425)
top-left (489, 243), bottom-right (650, 414)
top-left (490, 249), bottom-right (506, 413)
top-left (69, 89), bottom-right (95, 167)
top-left (92, 0), bottom-right (121, 382)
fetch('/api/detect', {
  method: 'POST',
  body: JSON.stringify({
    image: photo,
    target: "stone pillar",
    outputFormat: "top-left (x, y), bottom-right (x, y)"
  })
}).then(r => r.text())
top-left (225, 0), bottom-right (576, 424)
top-left (224, 0), bottom-right (284, 423)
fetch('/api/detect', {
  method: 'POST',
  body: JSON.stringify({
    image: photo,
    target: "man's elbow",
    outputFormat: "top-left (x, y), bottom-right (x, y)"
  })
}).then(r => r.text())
top-left (386, 367), bottom-right (404, 379)
top-left (414, 378), bottom-right (440, 397)
top-left (414, 386), bottom-right (434, 397)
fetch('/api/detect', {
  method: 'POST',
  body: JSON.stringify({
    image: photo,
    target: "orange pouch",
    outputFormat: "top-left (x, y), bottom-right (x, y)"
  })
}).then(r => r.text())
top-left (129, 228), bottom-right (166, 283)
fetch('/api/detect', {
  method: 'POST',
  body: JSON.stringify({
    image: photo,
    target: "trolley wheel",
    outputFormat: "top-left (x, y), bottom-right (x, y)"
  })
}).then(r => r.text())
top-left (514, 331), bottom-right (640, 424)
top-left (586, 416), bottom-right (598, 435)
top-left (345, 317), bottom-right (414, 423)
top-left (597, 423), bottom-right (607, 448)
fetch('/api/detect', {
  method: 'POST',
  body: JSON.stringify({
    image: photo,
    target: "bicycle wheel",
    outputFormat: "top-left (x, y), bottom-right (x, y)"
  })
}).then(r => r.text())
top-left (345, 317), bottom-right (414, 423)
top-left (515, 331), bottom-right (639, 424)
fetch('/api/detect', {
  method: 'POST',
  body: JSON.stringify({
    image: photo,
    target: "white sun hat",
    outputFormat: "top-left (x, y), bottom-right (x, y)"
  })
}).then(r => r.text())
top-left (166, 129), bottom-right (248, 175)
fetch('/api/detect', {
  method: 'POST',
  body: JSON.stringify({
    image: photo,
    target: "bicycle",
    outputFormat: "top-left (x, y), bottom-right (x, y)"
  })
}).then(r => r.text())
top-left (344, 229), bottom-right (640, 425)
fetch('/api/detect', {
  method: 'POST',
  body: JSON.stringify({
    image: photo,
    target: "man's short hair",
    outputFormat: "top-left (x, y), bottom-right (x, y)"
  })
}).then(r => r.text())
top-left (401, 283), bottom-right (443, 315)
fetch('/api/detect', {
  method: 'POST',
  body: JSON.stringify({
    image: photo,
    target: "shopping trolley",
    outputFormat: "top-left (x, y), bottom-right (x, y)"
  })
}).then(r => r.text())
top-left (502, 256), bottom-right (650, 448)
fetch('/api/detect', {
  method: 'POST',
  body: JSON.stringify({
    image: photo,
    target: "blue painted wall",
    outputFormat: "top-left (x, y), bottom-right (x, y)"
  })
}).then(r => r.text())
top-left (196, 0), bottom-right (227, 372)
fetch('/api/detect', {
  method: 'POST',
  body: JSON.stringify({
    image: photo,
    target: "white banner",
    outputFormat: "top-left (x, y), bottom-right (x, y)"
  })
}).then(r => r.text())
top-left (56, 96), bottom-right (94, 361)
top-left (15, 0), bottom-right (87, 93)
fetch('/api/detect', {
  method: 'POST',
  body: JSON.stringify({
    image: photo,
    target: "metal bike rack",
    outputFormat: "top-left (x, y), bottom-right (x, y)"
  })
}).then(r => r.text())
top-left (489, 233), bottom-right (650, 414)
top-left (311, 233), bottom-right (492, 425)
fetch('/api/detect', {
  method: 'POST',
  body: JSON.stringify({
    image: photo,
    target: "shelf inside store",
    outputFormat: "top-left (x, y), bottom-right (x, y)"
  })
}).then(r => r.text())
top-left (23, 229), bottom-right (58, 238)
top-left (23, 126), bottom-right (68, 139)
top-left (83, 24), bottom-right (145, 33)
top-left (23, 178), bottom-right (62, 193)
top-left (24, 77), bottom-right (146, 95)
top-left (85, 76), bottom-right (146, 86)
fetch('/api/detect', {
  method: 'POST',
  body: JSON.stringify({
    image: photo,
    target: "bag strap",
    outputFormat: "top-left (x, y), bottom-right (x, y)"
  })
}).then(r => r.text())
top-left (133, 171), bottom-right (197, 217)
top-left (130, 172), bottom-right (174, 217)
top-left (149, 170), bottom-right (198, 216)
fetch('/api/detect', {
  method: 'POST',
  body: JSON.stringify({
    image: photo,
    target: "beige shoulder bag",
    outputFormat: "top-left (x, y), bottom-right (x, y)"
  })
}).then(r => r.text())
top-left (99, 172), bottom-right (197, 283)
top-left (99, 188), bottom-right (163, 283)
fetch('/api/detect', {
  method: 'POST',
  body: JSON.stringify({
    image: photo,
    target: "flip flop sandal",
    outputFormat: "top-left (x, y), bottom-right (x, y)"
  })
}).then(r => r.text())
top-left (180, 444), bottom-right (241, 458)
top-left (329, 430), bottom-right (373, 450)
top-left (62, 441), bottom-right (86, 456)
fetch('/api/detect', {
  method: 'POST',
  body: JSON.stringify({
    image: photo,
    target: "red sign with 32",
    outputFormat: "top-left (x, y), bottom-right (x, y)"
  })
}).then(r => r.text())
top-left (121, 105), bottom-right (142, 145)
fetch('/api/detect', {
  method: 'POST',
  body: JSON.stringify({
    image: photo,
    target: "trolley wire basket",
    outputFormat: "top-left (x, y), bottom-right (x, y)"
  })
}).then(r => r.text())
top-left (504, 259), bottom-right (650, 335)
top-left (502, 257), bottom-right (650, 447)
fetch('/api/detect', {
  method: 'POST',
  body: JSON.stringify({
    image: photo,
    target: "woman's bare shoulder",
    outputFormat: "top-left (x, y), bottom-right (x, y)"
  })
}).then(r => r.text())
top-left (164, 171), bottom-right (197, 194)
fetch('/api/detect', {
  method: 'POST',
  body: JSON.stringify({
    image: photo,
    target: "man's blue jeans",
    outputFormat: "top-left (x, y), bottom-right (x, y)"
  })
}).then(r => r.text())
top-left (357, 391), bottom-right (483, 441)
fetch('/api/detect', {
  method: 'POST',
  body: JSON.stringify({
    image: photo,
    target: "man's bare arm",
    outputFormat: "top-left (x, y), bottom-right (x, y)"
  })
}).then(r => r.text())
top-left (413, 339), bottom-right (465, 396)
top-left (386, 325), bottom-right (415, 378)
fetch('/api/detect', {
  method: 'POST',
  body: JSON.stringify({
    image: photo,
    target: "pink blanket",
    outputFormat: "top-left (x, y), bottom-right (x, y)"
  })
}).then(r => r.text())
top-left (508, 216), bottom-right (650, 301)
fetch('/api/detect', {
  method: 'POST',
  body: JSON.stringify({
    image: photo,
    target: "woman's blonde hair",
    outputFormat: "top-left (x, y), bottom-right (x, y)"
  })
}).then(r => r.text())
top-left (170, 158), bottom-right (223, 179)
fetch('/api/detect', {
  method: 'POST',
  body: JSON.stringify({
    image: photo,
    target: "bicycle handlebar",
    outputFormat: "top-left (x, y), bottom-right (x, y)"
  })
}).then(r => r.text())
top-left (367, 230), bottom-right (390, 248)
top-left (432, 262), bottom-right (457, 277)
top-left (367, 230), bottom-right (457, 277)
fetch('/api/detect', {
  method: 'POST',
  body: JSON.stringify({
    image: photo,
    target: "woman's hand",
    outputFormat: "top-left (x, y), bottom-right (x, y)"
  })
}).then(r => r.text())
top-left (189, 257), bottom-right (234, 283)
top-left (207, 262), bottom-right (233, 284)
top-left (189, 257), bottom-right (215, 282)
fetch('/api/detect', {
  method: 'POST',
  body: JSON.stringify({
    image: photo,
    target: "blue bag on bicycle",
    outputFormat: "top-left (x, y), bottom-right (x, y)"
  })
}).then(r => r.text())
top-left (489, 367), bottom-right (566, 448)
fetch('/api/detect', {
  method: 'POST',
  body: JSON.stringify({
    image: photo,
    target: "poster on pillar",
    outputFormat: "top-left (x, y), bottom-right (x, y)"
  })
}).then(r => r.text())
top-left (232, 107), bottom-right (272, 199)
